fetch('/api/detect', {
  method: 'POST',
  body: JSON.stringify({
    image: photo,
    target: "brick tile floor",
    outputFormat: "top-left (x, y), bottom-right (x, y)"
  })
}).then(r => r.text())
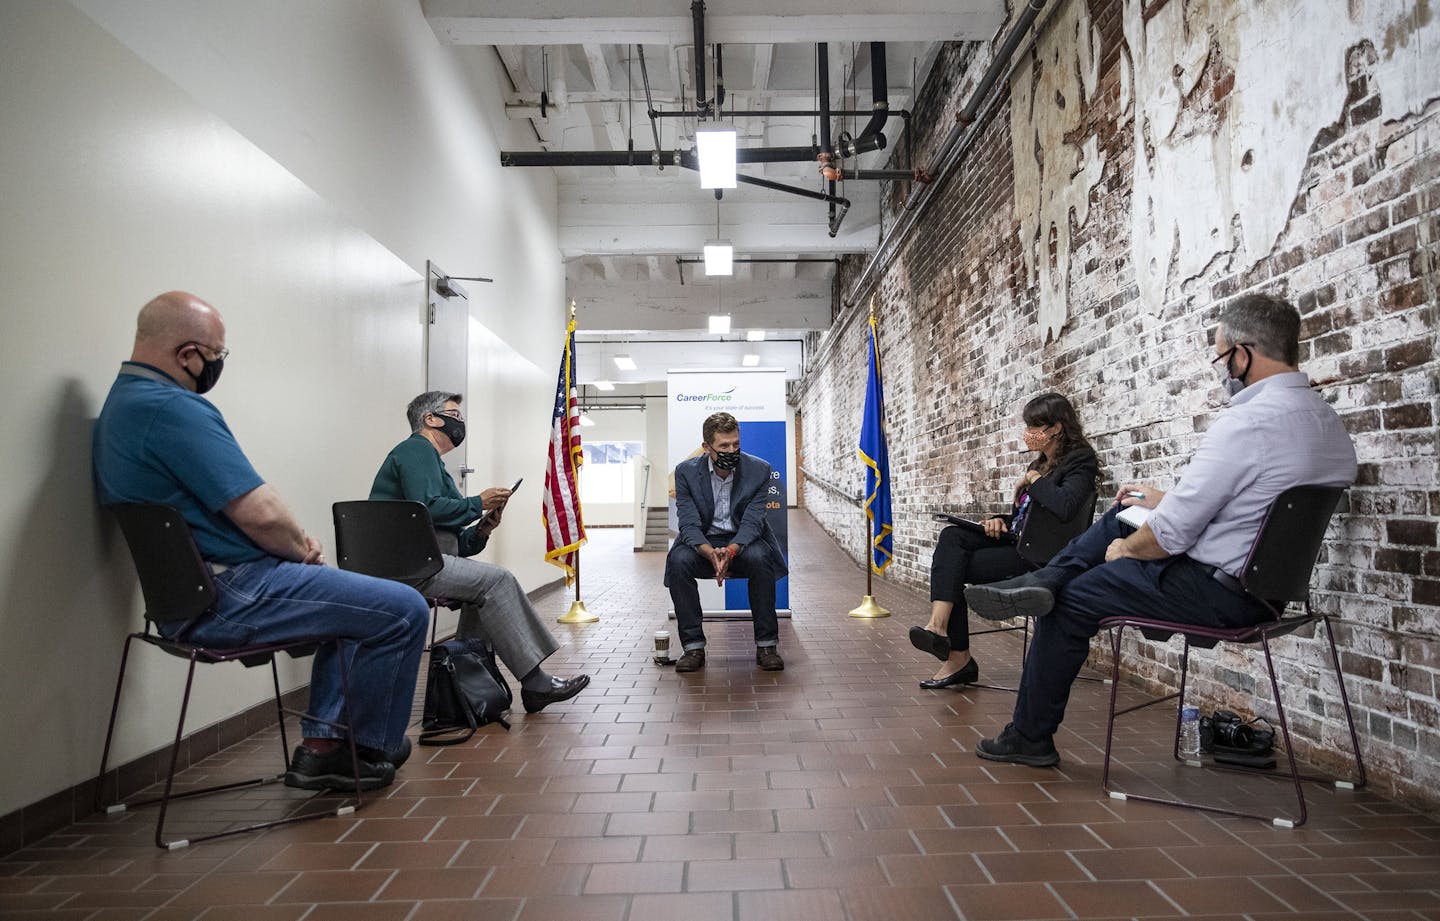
top-left (4, 515), bottom-right (1439, 920)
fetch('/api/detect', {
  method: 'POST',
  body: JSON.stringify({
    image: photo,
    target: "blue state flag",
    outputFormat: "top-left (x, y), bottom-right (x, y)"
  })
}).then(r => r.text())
top-left (857, 315), bottom-right (893, 573)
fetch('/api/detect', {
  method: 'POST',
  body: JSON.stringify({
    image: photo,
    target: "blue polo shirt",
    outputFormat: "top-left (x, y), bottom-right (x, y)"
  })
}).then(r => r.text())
top-left (93, 362), bottom-right (267, 564)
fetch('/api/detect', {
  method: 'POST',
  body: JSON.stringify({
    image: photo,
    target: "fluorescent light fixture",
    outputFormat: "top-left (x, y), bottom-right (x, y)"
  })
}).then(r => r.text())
top-left (695, 122), bottom-right (737, 189)
top-left (579, 413), bottom-right (596, 427)
top-left (613, 354), bottom-right (636, 371)
top-left (592, 379), bottom-right (615, 391)
top-left (703, 241), bottom-right (733, 276)
top-left (742, 353), bottom-right (760, 367)
top-left (708, 314), bottom-right (731, 335)
top-left (746, 330), bottom-right (766, 341)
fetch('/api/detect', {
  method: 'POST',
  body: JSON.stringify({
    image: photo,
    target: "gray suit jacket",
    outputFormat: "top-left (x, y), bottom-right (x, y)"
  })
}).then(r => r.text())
top-left (671, 451), bottom-right (788, 578)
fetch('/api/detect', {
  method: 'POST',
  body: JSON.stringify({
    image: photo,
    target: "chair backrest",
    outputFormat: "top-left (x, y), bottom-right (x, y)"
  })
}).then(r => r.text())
top-left (108, 503), bottom-right (217, 624)
top-left (1240, 484), bottom-right (1346, 603)
top-left (332, 500), bottom-right (446, 583)
top-left (1016, 490), bottom-right (1098, 568)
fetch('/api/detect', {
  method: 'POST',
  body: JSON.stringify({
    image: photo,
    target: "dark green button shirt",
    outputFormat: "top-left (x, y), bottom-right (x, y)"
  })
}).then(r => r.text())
top-left (369, 434), bottom-right (489, 557)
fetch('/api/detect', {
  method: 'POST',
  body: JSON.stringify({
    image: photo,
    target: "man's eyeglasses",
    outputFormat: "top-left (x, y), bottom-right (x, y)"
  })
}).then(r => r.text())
top-left (435, 408), bottom-right (465, 422)
top-left (1211, 342), bottom-right (1253, 368)
top-left (181, 342), bottom-right (229, 361)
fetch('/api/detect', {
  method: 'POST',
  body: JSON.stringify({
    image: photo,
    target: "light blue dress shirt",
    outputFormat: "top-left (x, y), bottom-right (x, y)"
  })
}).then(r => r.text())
top-left (708, 458), bottom-right (736, 533)
top-left (1147, 372), bottom-right (1357, 577)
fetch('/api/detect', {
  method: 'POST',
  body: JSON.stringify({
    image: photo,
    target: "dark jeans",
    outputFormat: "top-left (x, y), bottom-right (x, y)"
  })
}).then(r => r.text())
top-left (1012, 507), bottom-right (1275, 743)
top-left (666, 534), bottom-right (780, 650)
top-left (929, 526), bottom-right (1030, 651)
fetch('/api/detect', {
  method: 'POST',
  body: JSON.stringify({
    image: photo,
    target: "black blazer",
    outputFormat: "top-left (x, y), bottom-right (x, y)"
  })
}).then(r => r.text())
top-left (1008, 446), bottom-right (1099, 567)
top-left (1014, 445), bottom-right (1099, 524)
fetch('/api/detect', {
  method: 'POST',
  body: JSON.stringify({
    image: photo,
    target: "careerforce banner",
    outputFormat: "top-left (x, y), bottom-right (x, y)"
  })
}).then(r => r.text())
top-left (667, 369), bottom-right (790, 614)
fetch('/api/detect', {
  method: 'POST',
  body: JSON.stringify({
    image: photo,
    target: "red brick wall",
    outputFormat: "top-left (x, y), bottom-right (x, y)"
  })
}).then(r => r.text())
top-left (799, 3), bottom-right (1440, 810)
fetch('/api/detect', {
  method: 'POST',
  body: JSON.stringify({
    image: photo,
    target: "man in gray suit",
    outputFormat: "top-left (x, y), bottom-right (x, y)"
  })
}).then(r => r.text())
top-left (665, 412), bottom-right (789, 672)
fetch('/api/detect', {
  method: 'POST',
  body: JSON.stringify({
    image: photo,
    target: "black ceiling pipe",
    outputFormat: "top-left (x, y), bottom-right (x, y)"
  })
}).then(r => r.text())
top-left (817, 43), bottom-right (835, 226)
top-left (500, 145), bottom-right (818, 167)
top-left (649, 108), bottom-right (912, 119)
top-left (691, 0), bottom-right (709, 116)
top-left (675, 257), bottom-right (841, 265)
top-left (845, 0), bottom-right (1052, 311)
top-left (839, 42), bottom-right (888, 157)
top-left (715, 44), bottom-right (725, 109)
top-left (960, 0), bottom-right (1045, 125)
top-left (636, 45), bottom-right (664, 160)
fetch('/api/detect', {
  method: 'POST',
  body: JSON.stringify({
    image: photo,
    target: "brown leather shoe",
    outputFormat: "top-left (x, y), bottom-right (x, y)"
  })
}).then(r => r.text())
top-left (755, 646), bottom-right (785, 671)
top-left (675, 649), bottom-right (706, 672)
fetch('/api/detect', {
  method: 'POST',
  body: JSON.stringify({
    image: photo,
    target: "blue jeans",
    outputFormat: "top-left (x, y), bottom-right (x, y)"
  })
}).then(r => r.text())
top-left (1012, 507), bottom-right (1274, 742)
top-left (166, 558), bottom-right (430, 751)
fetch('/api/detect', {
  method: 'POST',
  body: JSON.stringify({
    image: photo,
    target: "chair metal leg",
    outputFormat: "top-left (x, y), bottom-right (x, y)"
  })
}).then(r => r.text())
top-left (97, 637), bottom-right (368, 849)
top-left (272, 657), bottom-right (291, 765)
top-left (1261, 632), bottom-right (1308, 827)
top-left (96, 633), bottom-right (139, 814)
top-left (1320, 615), bottom-right (1367, 790)
top-left (1101, 624), bottom-right (1126, 791)
top-left (1104, 619), bottom-right (1362, 829)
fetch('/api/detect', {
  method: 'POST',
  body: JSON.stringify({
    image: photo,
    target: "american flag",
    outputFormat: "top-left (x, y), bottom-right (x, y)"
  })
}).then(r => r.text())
top-left (543, 313), bottom-right (586, 582)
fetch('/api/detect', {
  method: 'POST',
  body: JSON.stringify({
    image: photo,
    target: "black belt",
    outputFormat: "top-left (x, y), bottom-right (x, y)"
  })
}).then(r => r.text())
top-left (1197, 562), bottom-right (1244, 595)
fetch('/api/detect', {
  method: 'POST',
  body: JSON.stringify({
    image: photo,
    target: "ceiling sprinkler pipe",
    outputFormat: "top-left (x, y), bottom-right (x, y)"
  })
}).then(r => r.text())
top-left (827, 200), bottom-right (850, 238)
top-left (691, 0), bottom-right (709, 115)
top-left (839, 42), bottom-right (888, 157)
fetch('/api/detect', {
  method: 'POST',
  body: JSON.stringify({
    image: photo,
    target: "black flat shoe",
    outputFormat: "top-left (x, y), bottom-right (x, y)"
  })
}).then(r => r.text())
top-left (919, 657), bottom-right (979, 689)
top-left (521, 674), bottom-right (592, 713)
top-left (908, 626), bottom-right (951, 662)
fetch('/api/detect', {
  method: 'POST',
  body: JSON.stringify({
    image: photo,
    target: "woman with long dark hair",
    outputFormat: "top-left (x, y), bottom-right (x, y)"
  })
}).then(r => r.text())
top-left (909, 393), bottom-right (1098, 688)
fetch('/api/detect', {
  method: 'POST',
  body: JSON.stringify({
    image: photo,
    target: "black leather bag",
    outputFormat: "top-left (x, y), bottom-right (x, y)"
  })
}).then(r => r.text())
top-left (419, 638), bottom-right (512, 745)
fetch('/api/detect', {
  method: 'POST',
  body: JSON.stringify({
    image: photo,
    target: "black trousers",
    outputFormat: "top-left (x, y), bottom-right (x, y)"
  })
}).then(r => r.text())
top-left (666, 534), bottom-right (780, 650)
top-left (1012, 506), bottom-right (1274, 742)
top-left (929, 526), bottom-right (1031, 652)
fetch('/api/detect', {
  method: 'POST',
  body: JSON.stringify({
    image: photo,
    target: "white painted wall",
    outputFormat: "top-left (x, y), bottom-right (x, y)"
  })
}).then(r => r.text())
top-left (0, 1), bottom-right (562, 818)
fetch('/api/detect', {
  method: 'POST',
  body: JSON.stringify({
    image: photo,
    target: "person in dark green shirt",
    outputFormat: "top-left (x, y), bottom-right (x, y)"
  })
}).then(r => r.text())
top-left (370, 391), bottom-right (590, 714)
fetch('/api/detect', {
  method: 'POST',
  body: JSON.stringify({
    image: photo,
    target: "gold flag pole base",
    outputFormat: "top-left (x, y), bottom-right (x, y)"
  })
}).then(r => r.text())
top-left (848, 595), bottom-right (891, 618)
top-left (557, 599), bottom-right (598, 624)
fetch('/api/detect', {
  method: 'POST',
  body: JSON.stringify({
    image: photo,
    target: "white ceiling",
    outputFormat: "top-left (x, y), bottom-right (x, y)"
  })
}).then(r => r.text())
top-left (423, 1), bottom-right (1004, 381)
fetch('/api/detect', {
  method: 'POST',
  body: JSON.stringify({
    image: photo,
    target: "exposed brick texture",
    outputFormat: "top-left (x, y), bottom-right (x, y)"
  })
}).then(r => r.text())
top-left (798, 1), bottom-right (1440, 811)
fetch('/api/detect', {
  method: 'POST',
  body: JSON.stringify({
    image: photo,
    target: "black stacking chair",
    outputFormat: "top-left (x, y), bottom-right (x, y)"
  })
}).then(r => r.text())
top-left (332, 500), bottom-right (448, 647)
top-left (96, 503), bottom-right (363, 849)
top-left (1099, 485), bottom-right (1365, 827)
top-left (969, 490), bottom-right (1099, 692)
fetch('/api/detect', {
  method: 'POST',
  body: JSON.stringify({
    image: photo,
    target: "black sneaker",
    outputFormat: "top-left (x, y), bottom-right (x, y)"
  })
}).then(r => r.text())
top-left (284, 744), bottom-right (395, 792)
top-left (675, 649), bottom-right (706, 672)
top-left (975, 723), bottom-right (1060, 767)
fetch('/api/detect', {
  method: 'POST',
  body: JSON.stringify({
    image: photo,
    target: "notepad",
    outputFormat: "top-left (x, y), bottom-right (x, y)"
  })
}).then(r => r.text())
top-left (1116, 505), bottom-right (1151, 529)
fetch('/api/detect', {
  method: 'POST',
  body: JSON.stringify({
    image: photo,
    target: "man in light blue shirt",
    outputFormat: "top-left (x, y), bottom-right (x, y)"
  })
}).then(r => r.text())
top-left (964, 293), bottom-right (1358, 767)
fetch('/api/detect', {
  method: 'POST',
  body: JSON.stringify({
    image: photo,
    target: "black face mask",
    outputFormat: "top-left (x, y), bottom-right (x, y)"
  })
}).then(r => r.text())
top-left (712, 450), bottom-right (741, 470)
top-left (432, 413), bottom-right (466, 448)
top-left (180, 347), bottom-right (224, 394)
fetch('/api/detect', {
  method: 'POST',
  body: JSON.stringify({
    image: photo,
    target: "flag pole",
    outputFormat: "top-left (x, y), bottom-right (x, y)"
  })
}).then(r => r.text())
top-left (558, 298), bottom-right (597, 624)
top-left (850, 296), bottom-right (890, 618)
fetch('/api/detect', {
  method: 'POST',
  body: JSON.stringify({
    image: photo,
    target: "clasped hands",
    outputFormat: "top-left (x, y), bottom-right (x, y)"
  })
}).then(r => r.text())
top-left (701, 543), bottom-right (742, 585)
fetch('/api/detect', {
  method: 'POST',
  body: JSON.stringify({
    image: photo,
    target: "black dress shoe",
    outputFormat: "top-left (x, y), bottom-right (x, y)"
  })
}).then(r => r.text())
top-left (675, 649), bottom-right (706, 672)
top-left (357, 737), bottom-right (412, 770)
top-left (521, 674), bottom-right (592, 713)
top-left (755, 646), bottom-right (785, 671)
top-left (918, 657), bottom-right (979, 689)
top-left (965, 572), bottom-right (1056, 622)
top-left (908, 626), bottom-right (951, 662)
top-left (284, 744), bottom-right (395, 792)
top-left (974, 723), bottom-right (1060, 767)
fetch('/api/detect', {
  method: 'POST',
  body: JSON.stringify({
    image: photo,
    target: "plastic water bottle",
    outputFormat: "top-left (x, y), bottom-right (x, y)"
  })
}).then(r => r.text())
top-left (1179, 706), bottom-right (1202, 760)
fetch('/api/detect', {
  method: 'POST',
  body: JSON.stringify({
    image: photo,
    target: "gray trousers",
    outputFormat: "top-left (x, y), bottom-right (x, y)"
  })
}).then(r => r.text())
top-left (413, 554), bottom-right (559, 677)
